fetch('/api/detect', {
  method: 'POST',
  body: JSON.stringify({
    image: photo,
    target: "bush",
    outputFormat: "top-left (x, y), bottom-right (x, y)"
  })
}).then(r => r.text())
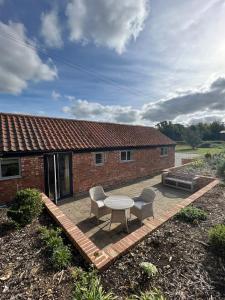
top-left (72, 268), bottom-right (117, 300)
top-left (216, 160), bottom-right (225, 178)
top-left (209, 224), bottom-right (225, 254)
top-left (39, 226), bottom-right (72, 270)
top-left (127, 288), bottom-right (166, 300)
top-left (7, 188), bottom-right (43, 226)
top-left (205, 152), bottom-right (212, 160)
top-left (140, 262), bottom-right (158, 277)
top-left (52, 246), bottom-right (72, 270)
top-left (176, 206), bottom-right (207, 223)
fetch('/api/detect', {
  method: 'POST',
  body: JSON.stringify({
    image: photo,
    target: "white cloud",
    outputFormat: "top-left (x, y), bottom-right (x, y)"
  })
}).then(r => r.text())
top-left (62, 98), bottom-right (139, 123)
top-left (40, 9), bottom-right (63, 48)
top-left (0, 21), bottom-right (57, 94)
top-left (63, 76), bottom-right (225, 125)
top-left (65, 0), bottom-right (149, 54)
top-left (51, 90), bottom-right (61, 100)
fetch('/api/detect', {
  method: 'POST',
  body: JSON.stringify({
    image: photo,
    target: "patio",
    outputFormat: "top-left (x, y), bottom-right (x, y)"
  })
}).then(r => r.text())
top-left (59, 175), bottom-right (190, 249)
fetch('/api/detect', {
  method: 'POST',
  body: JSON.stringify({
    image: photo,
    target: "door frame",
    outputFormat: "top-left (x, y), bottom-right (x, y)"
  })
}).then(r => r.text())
top-left (44, 152), bottom-right (73, 203)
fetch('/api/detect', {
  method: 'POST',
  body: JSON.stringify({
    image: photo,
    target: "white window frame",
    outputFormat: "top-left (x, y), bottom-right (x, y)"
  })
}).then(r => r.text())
top-left (94, 152), bottom-right (105, 166)
top-left (160, 147), bottom-right (168, 157)
top-left (0, 157), bottom-right (21, 180)
top-left (120, 150), bottom-right (133, 162)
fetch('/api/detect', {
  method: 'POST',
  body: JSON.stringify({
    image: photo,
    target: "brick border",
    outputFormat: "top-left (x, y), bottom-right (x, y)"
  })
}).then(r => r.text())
top-left (42, 178), bottom-right (219, 271)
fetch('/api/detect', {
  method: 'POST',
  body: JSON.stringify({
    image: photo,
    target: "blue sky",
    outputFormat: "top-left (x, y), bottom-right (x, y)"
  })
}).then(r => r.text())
top-left (1, 0), bottom-right (225, 125)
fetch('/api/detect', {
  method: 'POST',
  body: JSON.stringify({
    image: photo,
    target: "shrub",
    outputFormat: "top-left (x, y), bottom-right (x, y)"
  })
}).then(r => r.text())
top-left (216, 160), bottom-right (225, 178)
top-left (52, 245), bottom-right (72, 270)
top-left (140, 262), bottom-right (158, 277)
top-left (205, 152), bottom-right (212, 160)
top-left (72, 268), bottom-right (117, 300)
top-left (176, 206), bottom-right (207, 223)
top-left (127, 288), bottom-right (166, 300)
top-left (208, 224), bottom-right (225, 254)
top-left (39, 226), bottom-right (72, 270)
top-left (7, 188), bottom-right (43, 226)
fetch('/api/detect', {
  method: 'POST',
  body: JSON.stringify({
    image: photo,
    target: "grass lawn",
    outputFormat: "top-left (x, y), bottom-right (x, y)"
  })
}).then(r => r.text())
top-left (176, 141), bottom-right (225, 155)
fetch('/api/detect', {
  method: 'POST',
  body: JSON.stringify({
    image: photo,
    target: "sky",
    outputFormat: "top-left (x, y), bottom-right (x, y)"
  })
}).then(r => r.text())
top-left (0, 0), bottom-right (225, 125)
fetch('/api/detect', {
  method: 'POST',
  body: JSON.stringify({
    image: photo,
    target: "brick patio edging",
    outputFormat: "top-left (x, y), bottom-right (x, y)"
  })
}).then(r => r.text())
top-left (42, 178), bottom-right (219, 271)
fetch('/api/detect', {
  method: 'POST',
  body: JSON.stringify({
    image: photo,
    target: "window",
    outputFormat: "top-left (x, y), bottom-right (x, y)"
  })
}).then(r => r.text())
top-left (160, 147), bottom-right (168, 157)
top-left (120, 150), bottom-right (132, 162)
top-left (0, 158), bottom-right (21, 179)
top-left (95, 152), bottom-right (104, 165)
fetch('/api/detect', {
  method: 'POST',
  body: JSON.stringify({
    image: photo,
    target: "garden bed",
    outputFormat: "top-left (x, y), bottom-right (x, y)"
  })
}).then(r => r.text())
top-left (101, 185), bottom-right (225, 299)
top-left (0, 210), bottom-right (86, 300)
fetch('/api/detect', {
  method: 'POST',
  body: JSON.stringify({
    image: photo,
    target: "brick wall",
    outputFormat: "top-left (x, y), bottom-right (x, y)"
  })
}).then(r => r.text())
top-left (0, 156), bottom-right (44, 204)
top-left (73, 146), bottom-right (175, 193)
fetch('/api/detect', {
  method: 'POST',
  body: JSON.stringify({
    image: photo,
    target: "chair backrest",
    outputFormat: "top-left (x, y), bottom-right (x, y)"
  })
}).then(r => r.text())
top-left (89, 186), bottom-right (106, 201)
top-left (140, 188), bottom-right (156, 203)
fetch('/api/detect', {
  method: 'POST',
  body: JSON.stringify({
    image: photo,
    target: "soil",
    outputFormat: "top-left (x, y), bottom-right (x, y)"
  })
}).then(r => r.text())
top-left (102, 185), bottom-right (225, 300)
top-left (0, 209), bottom-right (86, 300)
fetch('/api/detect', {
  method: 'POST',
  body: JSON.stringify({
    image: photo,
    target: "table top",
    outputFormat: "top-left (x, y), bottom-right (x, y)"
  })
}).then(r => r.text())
top-left (104, 195), bottom-right (134, 210)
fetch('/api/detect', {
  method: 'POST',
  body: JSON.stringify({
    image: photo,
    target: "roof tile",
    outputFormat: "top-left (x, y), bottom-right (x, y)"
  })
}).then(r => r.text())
top-left (0, 112), bottom-right (175, 153)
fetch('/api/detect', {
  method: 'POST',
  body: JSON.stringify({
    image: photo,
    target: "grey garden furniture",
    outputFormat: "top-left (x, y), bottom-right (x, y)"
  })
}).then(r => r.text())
top-left (131, 188), bottom-right (156, 224)
top-left (89, 186), bottom-right (111, 221)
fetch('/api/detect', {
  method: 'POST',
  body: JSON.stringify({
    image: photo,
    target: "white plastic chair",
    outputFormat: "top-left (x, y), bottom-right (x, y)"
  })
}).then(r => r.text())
top-left (89, 186), bottom-right (110, 221)
top-left (131, 188), bottom-right (156, 224)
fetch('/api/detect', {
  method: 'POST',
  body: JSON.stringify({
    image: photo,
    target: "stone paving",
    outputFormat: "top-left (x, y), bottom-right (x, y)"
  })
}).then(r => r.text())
top-left (59, 175), bottom-right (190, 249)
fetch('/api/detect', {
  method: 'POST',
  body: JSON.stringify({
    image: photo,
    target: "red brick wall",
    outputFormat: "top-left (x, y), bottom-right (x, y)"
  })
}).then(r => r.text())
top-left (0, 146), bottom-right (175, 204)
top-left (73, 146), bottom-right (175, 193)
top-left (0, 156), bottom-right (44, 204)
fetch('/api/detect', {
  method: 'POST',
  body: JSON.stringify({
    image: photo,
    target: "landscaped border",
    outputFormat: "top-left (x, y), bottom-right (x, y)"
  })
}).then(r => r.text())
top-left (42, 176), bottom-right (219, 271)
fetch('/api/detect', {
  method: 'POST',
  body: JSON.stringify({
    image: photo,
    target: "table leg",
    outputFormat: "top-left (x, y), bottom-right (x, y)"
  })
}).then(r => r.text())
top-left (109, 209), bottom-right (129, 233)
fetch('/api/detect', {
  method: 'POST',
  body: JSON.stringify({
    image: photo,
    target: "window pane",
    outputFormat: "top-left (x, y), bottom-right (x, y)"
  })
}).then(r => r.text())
top-left (121, 151), bottom-right (127, 161)
top-left (1, 159), bottom-right (20, 177)
top-left (95, 153), bottom-right (103, 164)
top-left (127, 151), bottom-right (131, 160)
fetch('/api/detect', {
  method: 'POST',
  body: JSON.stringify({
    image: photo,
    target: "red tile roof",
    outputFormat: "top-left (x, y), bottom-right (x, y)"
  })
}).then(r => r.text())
top-left (0, 112), bottom-right (175, 153)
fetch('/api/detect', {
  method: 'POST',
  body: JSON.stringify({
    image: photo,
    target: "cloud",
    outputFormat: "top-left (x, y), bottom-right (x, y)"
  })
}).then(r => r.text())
top-left (63, 76), bottom-right (225, 125)
top-left (141, 77), bottom-right (225, 123)
top-left (51, 90), bottom-right (61, 100)
top-left (0, 21), bottom-right (57, 94)
top-left (62, 98), bottom-right (139, 123)
top-left (40, 9), bottom-right (63, 48)
top-left (65, 0), bottom-right (149, 54)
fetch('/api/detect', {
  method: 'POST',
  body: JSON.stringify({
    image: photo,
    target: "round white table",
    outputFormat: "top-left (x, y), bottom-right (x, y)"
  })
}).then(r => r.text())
top-left (104, 195), bottom-right (134, 232)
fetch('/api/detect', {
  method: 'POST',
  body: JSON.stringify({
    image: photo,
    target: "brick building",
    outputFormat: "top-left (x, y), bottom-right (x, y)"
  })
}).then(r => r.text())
top-left (0, 112), bottom-right (175, 205)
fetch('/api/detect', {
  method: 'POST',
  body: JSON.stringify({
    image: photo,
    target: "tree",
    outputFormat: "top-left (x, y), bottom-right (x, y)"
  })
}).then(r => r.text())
top-left (182, 128), bottom-right (202, 149)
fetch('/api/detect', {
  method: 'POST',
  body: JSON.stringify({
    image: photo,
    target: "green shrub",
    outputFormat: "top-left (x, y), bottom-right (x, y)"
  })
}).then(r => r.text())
top-left (140, 262), bottom-right (158, 277)
top-left (127, 288), bottom-right (166, 300)
top-left (209, 224), bottom-right (225, 254)
top-left (7, 188), bottom-right (43, 226)
top-left (176, 206), bottom-right (207, 223)
top-left (216, 160), bottom-right (225, 178)
top-left (52, 245), bottom-right (72, 270)
top-left (205, 152), bottom-right (212, 160)
top-left (72, 268), bottom-right (117, 300)
top-left (39, 226), bottom-right (72, 270)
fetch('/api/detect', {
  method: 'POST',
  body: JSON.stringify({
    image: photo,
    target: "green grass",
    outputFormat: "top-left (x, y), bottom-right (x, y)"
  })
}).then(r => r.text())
top-left (175, 141), bottom-right (225, 155)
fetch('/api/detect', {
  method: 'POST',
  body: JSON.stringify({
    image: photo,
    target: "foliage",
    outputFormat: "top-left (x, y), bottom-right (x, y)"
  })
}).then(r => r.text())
top-left (7, 188), bottom-right (43, 226)
top-left (189, 159), bottom-right (205, 169)
top-left (72, 268), bottom-right (117, 300)
top-left (157, 120), bottom-right (225, 142)
top-left (127, 288), bottom-right (166, 300)
top-left (140, 262), bottom-right (158, 277)
top-left (182, 128), bottom-right (202, 149)
top-left (39, 226), bottom-right (72, 270)
top-left (51, 245), bottom-right (72, 270)
top-left (176, 206), bottom-right (207, 223)
top-left (216, 160), bottom-right (225, 178)
top-left (209, 224), bottom-right (225, 254)
top-left (205, 152), bottom-right (212, 159)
